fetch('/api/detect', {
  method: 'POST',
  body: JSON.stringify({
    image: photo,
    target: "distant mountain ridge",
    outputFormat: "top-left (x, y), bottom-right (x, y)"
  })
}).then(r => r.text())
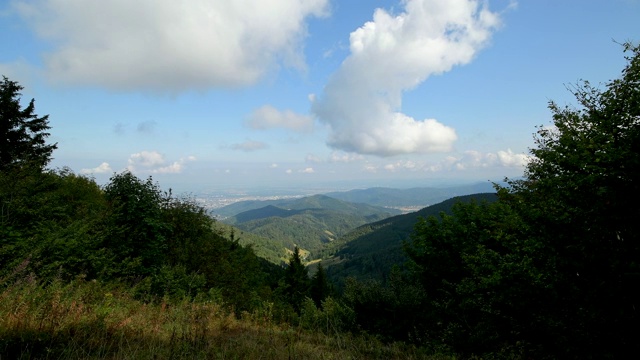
top-left (323, 182), bottom-right (496, 207)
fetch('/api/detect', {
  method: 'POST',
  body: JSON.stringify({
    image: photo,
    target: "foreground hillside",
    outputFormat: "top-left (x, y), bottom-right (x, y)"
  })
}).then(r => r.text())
top-left (0, 278), bottom-right (436, 359)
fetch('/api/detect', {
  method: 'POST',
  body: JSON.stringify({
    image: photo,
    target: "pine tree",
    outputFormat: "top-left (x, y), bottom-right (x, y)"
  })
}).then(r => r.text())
top-left (309, 263), bottom-right (330, 307)
top-left (0, 76), bottom-right (57, 170)
top-left (283, 246), bottom-right (310, 312)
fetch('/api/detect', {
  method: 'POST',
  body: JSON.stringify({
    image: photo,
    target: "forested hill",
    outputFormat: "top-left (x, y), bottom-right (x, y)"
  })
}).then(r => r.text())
top-left (219, 194), bottom-right (401, 262)
top-left (319, 193), bottom-right (498, 284)
top-left (323, 182), bottom-right (495, 207)
top-left (213, 194), bottom-right (402, 219)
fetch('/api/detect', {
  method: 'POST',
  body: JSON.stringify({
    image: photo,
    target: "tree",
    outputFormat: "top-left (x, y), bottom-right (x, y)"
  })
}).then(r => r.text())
top-left (103, 172), bottom-right (169, 277)
top-left (402, 43), bottom-right (640, 358)
top-left (405, 200), bottom-right (546, 355)
top-left (309, 263), bottom-right (331, 307)
top-left (0, 76), bottom-right (57, 170)
top-left (283, 246), bottom-right (310, 312)
top-left (502, 42), bottom-right (640, 357)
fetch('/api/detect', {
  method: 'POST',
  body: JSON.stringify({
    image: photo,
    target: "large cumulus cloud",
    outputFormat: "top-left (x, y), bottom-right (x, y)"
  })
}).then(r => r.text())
top-left (312, 0), bottom-right (500, 156)
top-left (11, 0), bottom-right (328, 91)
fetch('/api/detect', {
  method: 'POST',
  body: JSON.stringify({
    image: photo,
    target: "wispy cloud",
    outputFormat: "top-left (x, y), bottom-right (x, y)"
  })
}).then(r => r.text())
top-left (136, 120), bottom-right (157, 134)
top-left (247, 105), bottom-right (314, 133)
top-left (12, 0), bottom-right (329, 91)
top-left (312, 0), bottom-right (500, 156)
top-left (230, 140), bottom-right (268, 152)
top-left (126, 151), bottom-right (195, 174)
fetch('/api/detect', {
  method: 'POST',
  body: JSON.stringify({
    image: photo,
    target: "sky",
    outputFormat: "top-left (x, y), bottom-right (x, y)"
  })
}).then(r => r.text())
top-left (1, 0), bottom-right (639, 193)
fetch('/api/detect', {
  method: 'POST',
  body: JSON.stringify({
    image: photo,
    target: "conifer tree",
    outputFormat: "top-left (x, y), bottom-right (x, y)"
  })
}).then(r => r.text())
top-left (283, 246), bottom-right (310, 312)
top-left (309, 263), bottom-right (331, 307)
top-left (0, 76), bottom-right (57, 170)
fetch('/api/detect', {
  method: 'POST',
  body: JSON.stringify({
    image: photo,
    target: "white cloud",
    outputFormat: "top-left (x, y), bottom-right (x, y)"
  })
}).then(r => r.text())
top-left (312, 0), bottom-right (500, 156)
top-left (230, 140), bottom-right (268, 152)
top-left (127, 151), bottom-right (195, 173)
top-left (363, 164), bottom-right (378, 173)
top-left (128, 151), bottom-right (165, 169)
top-left (497, 149), bottom-right (530, 167)
top-left (299, 167), bottom-right (315, 173)
top-left (384, 160), bottom-right (418, 172)
top-left (11, 0), bottom-right (329, 91)
top-left (80, 162), bottom-right (112, 174)
top-left (434, 149), bottom-right (530, 171)
top-left (354, 148), bottom-right (529, 174)
top-left (305, 154), bottom-right (323, 163)
top-left (247, 105), bottom-right (314, 132)
top-left (329, 151), bottom-right (365, 163)
top-left (305, 151), bottom-right (364, 163)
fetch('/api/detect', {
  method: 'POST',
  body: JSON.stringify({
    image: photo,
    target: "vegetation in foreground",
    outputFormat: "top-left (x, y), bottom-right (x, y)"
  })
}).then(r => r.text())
top-left (0, 277), bottom-right (437, 359)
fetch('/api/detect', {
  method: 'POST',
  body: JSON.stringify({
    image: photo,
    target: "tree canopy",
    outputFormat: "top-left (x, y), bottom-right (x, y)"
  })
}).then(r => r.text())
top-left (402, 42), bottom-right (640, 358)
top-left (0, 76), bottom-right (57, 170)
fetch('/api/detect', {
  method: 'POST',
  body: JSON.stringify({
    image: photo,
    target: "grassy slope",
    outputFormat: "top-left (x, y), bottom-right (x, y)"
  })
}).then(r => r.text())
top-left (0, 278), bottom-right (446, 359)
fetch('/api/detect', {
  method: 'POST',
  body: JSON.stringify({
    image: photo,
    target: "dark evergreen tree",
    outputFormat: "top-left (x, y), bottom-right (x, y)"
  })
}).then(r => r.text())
top-left (0, 76), bottom-right (57, 171)
top-left (309, 263), bottom-right (331, 307)
top-left (283, 246), bottom-right (310, 312)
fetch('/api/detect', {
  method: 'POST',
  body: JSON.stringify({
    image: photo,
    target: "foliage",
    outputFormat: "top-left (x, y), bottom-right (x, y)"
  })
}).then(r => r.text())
top-left (102, 172), bottom-right (169, 277)
top-left (299, 296), bottom-right (356, 335)
top-left (222, 194), bottom-right (399, 259)
top-left (322, 193), bottom-right (497, 288)
top-left (499, 41), bottom-right (640, 357)
top-left (400, 42), bottom-right (640, 358)
top-left (405, 200), bottom-right (546, 355)
top-left (0, 167), bottom-right (281, 312)
top-left (0, 278), bottom-right (434, 360)
top-left (0, 76), bottom-right (57, 171)
top-left (0, 168), bottom-right (108, 280)
top-left (309, 263), bottom-right (331, 307)
top-left (281, 246), bottom-right (310, 312)
top-left (342, 268), bottom-right (426, 343)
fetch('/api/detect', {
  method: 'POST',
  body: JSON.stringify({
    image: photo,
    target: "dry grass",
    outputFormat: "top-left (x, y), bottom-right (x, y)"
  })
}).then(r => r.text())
top-left (0, 277), bottom-right (446, 359)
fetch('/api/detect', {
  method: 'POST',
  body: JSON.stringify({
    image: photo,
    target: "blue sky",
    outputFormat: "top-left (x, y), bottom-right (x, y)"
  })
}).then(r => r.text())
top-left (1, 0), bottom-right (639, 192)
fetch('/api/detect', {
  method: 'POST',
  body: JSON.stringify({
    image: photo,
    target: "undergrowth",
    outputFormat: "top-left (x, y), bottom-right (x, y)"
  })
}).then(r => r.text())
top-left (0, 276), bottom-right (446, 359)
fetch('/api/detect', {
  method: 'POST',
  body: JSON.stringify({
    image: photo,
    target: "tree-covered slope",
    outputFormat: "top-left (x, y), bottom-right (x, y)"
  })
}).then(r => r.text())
top-left (212, 220), bottom-right (291, 265)
top-left (321, 193), bottom-right (498, 284)
top-left (218, 195), bottom-right (400, 259)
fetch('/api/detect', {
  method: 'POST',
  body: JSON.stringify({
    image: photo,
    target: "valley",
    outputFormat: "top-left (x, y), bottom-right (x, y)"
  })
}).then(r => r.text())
top-left (210, 182), bottom-right (497, 279)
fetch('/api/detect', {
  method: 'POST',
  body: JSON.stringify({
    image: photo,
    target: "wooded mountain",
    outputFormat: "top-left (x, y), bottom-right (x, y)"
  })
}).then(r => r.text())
top-left (319, 193), bottom-right (498, 286)
top-left (218, 194), bottom-right (401, 261)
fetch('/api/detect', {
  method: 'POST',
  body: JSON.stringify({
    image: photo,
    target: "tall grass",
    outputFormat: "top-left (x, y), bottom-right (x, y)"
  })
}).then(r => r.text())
top-left (0, 276), bottom-right (446, 359)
